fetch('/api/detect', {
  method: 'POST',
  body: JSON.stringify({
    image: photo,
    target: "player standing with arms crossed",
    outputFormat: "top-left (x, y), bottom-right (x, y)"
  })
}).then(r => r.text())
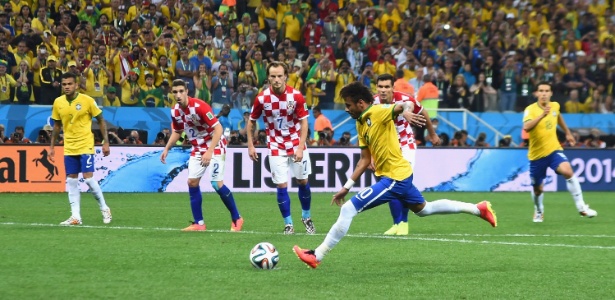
top-left (293, 82), bottom-right (497, 268)
top-left (50, 73), bottom-right (112, 225)
top-left (160, 79), bottom-right (243, 232)
top-left (523, 82), bottom-right (597, 222)
top-left (373, 74), bottom-right (441, 235)
top-left (246, 61), bottom-right (314, 235)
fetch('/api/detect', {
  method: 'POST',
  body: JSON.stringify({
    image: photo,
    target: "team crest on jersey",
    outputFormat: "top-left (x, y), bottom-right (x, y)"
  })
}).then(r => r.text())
top-left (287, 100), bottom-right (295, 111)
top-left (206, 112), bottom-right (214, 120)
top-left (75, 103), bottom-right (82, 111)
top-left (552, 111), bottom-right (556, 117)
top-left (366, 118), bottom-right (372, 127)
top-left (190, 114), bottom-right (200, 123)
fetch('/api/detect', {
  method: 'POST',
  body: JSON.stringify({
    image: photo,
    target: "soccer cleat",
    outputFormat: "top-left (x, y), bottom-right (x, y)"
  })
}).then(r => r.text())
top-left (477, 201), bottom-right (497, 227)
top-left (231, 217), bottom-right (244, 231)
top-left (283, 224), bottom-right (294, 235)
top-left (533, 212), bottom-right (544, 223)
top-left (293, 245), bottom-right (320, 269)
top-left (580, 205), bottom-right (597, 218)
top-left (383, 224), bottom-right (398, 235)
top-left (60, 216), bottom-right (82, 225)
top-left (182, 222), bottom-right (206, 231)
top-left (396, 222), bottom-right (409, 235)
top-left (302, 218), bottom-right (315, 234)
top-left (102, 208), bottom-right (112, 224)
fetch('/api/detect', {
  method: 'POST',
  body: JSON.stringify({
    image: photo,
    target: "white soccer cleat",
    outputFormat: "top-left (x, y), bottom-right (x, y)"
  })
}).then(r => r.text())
top-left (533, 212), bottom-right (544, 223)
top-left (60, 216), bottom-right (82, 225)
top-left (580, 205), bottom-right (597, 218)
top-left (102, 208), bottom-right (112, 224)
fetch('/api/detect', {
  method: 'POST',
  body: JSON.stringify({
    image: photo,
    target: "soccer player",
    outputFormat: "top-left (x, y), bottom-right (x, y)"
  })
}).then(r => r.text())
top-left (523, 82), bottom-right (597, 222)
top-left (49, 72), bottom-right (112, 225)
top-left (293, 82), bottom-right (497, 269)
top-left (373, 73), bottom-right (441, 235)
top-left (246, 61), bottom-right (314, 235)
top-left (160, 79), bottom-right (243, 232)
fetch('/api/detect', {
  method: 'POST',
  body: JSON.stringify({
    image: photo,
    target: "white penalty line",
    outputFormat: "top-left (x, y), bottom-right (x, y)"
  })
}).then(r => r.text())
top-left (2, 222), bottom-right (615, 250)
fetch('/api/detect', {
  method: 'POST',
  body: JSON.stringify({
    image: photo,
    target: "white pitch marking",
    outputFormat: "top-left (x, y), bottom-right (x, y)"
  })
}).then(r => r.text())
top-left (1, 222), bottom-right (614, 250)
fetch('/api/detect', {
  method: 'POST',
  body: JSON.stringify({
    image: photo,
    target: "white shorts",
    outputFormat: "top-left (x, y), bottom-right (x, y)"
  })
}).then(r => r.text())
top-left (188, 154), bottom-right (226, 181)
top-left (401, 148), bottom-right (416, 168)
top-left (268, 151), bottom-right (312, 184)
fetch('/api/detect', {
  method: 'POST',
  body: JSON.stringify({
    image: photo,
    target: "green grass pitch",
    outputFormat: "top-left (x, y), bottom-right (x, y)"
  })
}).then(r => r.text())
top-left (1, 192), bottom-right (614, 299)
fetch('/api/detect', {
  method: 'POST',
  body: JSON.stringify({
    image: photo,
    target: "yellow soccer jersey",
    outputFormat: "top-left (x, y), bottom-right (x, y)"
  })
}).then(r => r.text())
top-left (51, 93), bottom-right (101, 155)
top-left (523, 101), bottom-right (563, 161)
top-left (357, 104), bottom-right (412, 181)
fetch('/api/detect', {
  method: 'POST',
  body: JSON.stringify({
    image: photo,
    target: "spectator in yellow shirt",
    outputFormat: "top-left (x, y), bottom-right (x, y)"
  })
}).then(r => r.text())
top-left (103, 86), bottom-right (121, 107)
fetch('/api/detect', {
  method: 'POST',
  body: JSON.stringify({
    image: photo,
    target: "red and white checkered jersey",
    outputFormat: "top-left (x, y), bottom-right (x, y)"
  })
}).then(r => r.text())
top-left (250, 85), bottom-right (309, 156)
top-left (170, 97), bottom-right (227, 156)
top-left (373, 91), bottom-right (423, 150)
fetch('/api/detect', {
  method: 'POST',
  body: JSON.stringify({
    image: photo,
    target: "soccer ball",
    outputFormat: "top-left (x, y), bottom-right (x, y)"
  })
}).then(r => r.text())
top-left (249, 242), bottom-right (279, 269)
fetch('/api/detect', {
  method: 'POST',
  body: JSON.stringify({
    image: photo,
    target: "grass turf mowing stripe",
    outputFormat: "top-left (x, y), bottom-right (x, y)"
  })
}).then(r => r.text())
top-left (2, 222), bottom-right (614, 250)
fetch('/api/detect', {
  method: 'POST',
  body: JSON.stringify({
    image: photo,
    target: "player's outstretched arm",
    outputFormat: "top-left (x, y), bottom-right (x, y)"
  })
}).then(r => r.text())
top-left (160, 130), bottom-right (182, 164)
top-left (332, 147), bottom-right (371, 206)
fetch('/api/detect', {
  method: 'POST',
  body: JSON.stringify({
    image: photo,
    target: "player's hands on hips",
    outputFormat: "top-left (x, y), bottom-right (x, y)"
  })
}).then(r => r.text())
top-left (248, 146), bottom-right (259, 161)
top-left (201, 151), bottom-right (213, 167)
top-left (294, 148), bottom-right (304, 162)
top-left (402, 111), bottom-right (426, 127)
top-left (49, 148), bottom-right (55, 162)
top-left (160, 149), bottom-right (168, 164)
top-left (331, 189), bottom-right (349, 207)
top-left (102, 143), bottom-right (110, 156)
top-left (429, 132), bottom-right (441, 146)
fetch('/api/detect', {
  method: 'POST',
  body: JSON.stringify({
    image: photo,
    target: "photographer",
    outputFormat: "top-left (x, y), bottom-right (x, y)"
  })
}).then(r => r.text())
top-left (107, 128), bottom-right (124, 145)
top-left (317, 127), bottom-right (335, 146)
top-left (228, 130), bottom-right (246, 146)
top-left (152, 131), bottom-right (168, 146)
top-left (256, 129), bottom-right (267, 146)
top-left (35, 125), bottom-right (53, 144)
top-left (8, 126), bottom-right (31, 144)
top-left (123, 130), bottom-right (143, 145)
top-left (211, 64), bottom-right (233, 109)
top-left (334, 131), bottom-right (353, 147)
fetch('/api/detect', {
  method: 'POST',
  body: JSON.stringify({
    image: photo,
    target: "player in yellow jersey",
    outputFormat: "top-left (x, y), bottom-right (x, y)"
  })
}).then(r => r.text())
top-left (523, 82), bottom-right (597, 223)
top-left (49, 73), bottom-right (112, 226)
top-left (293, 82), bottom-right (497, 269)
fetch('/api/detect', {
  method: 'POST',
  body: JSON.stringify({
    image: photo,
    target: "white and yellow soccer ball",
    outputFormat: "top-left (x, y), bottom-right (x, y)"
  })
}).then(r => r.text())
top-left (249, 242), bottom-right (279, 269)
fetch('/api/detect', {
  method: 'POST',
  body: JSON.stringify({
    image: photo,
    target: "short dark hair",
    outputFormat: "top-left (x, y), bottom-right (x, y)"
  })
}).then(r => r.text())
top-left (340, 82), bottom-right (373, 105)
top-left (266, 61), bottom-right (288, 77)
top-left (61, 72), bottom-right (78, 81)
top-left (313, 106), bottom-right (322, 113)
top-left (172, 79), bottom-right (187, 88)
top-left (376, 73), bottom-right (395, 84)
top-left (535, 81), bottom-right (552, 91)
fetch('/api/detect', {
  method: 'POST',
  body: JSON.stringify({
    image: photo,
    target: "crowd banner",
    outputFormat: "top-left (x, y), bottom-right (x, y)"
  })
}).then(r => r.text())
top-left (4, 146), bottom-right (613, 193)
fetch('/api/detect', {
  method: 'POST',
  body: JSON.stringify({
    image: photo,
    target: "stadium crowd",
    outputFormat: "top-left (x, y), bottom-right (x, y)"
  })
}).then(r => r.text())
top-left (0, 0), bottom-right (613, 146)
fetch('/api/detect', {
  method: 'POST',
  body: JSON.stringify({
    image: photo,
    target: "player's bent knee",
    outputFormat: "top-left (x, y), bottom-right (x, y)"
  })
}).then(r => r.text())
top-left (296, 179), bottom-right (308, 185)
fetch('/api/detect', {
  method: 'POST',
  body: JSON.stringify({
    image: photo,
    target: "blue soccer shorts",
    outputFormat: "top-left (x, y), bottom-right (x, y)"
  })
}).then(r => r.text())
top-left (529, 150), bottom-right (569, 187)
top-left (64, 154), bottom-right (95, 175)
top-left (350, 175), bottom-right (425, 213)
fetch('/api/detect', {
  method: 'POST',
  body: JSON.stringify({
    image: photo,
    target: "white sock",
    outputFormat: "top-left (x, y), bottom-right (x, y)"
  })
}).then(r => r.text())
top-left (315, 201), bottom-right (358, 261)
top-left (415, 199), bottom-right (480, 217)
top-left (566, 176), bottom-right (586, 212)
top-left (84, 177), bottom-right (109, 210)
top-left (67, 178), bottom-right (81, 220)
top-left (531, 190), bottom-right (544, 213)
